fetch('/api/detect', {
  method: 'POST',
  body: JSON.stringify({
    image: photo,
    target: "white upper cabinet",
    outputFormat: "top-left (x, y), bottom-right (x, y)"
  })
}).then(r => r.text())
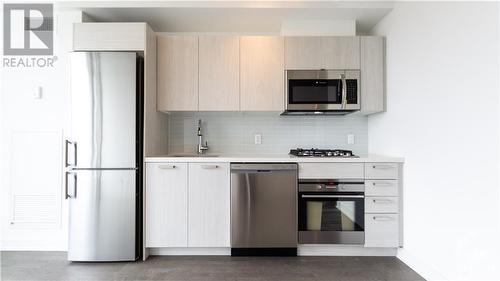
top-left (284, 36), bottom-right (360, 69)
top-left (240, 36), bottom-right (284, 111)
top-left (157, 35), bottom-right (199, 111)
top-left (360, 36), bottom-right (385, 115)
top-left (146, 163), bottom-right (188, 247)
top-left (188, 163), bottom-right (230, 247)
top-left (198, 36), bottom-right (240, 111)
top-left (73, 23), bottom-right (146, 51)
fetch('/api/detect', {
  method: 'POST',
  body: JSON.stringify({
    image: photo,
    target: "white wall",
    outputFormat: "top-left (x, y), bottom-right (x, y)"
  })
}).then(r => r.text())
top-left (0, 11), bottom-right (83, 251)
top-left (369, 2), bottom-right (500, 281)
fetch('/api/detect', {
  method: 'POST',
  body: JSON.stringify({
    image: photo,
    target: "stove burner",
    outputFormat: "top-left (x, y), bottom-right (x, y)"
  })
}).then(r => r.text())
top-left (289, 148), bottom-right (357, 158)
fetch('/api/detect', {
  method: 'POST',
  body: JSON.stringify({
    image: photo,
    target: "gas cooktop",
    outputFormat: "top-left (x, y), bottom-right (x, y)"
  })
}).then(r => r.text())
top-left (289, 148), bottom-right (358, 158)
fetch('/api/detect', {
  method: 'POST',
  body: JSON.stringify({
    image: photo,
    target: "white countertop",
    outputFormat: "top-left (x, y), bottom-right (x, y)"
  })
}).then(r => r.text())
top-left (145, 154), bottom-right (404, 163)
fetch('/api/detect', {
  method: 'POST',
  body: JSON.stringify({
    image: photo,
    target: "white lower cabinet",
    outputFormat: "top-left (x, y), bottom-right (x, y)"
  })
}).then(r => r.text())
top-left (146, 163), bottom-right (188, 247)
top-left (188, 163), bottom-right (230, 247)
top-left (364, 214), bottom-right (399, 248)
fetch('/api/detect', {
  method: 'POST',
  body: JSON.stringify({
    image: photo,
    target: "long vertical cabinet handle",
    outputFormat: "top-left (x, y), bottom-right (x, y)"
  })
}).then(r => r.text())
top-left (65, 172), bottom-right (71, 199)
top-left (65, 172), bottom-right (77, 199)
top-left (340, 73), bottom-right (347, 109)
top-left (65, 140), bottom-right (77, 167)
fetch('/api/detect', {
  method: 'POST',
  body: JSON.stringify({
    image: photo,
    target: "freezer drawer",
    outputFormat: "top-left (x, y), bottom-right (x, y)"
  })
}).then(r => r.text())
top-left (69, 52), bottom-right (137, 169)
top-left (67, 169), bottom-right (136, 261)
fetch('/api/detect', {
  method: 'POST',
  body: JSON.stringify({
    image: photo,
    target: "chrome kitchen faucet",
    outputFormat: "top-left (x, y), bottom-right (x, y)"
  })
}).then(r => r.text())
top-left (197, 119), bottom-right (209, 154)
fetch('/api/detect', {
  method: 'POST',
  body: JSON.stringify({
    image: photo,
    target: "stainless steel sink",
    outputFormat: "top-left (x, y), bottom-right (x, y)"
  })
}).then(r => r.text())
top-left (169, 154), bottom-right (219, 157)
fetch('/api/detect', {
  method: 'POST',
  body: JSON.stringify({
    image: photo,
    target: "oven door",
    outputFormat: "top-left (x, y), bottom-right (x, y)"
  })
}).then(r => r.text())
top-left (298, 193), bottom-right (365, 244)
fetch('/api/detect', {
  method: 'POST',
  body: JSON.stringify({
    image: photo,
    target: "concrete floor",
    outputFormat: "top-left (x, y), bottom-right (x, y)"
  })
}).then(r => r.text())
top-left (1, 251), bottom-right (425, 281)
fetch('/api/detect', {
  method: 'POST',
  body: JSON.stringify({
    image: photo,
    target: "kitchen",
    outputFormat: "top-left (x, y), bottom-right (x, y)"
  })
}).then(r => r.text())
top-left (1, 1), bottom-right (499, 281)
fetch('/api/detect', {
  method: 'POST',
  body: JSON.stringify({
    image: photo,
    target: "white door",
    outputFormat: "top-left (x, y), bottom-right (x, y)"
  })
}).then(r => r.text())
top-left (146, 163), bottom-right (188, 247)
top-left (188, 163), bottom-right (230, 247)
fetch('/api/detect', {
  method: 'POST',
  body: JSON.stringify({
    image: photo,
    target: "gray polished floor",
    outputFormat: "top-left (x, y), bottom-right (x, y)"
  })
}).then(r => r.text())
top-left (1, 252), bottom-right (425, 281)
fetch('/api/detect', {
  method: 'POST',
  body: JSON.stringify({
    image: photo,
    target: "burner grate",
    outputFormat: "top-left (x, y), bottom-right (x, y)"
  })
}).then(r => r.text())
top-left (289, 148), bottom-right (357, 158)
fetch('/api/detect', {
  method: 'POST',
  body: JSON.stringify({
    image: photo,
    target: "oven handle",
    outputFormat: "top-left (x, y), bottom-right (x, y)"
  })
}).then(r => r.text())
top-left (301, 195), bottom-right (364, 199)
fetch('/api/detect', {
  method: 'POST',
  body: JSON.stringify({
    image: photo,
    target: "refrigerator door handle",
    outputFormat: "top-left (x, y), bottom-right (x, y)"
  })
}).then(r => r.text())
top-left (65, 171), bottom-right (77, 199)
top-left (65, 140), bottom-right (77, 167)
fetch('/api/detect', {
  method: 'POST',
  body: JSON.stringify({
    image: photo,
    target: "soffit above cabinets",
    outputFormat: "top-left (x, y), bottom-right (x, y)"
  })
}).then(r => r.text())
top-left (58, 1), bottom-right (394, 34)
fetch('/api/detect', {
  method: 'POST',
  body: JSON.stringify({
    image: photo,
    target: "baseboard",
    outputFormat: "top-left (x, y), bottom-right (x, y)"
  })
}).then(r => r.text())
top-left (148, 246), bottom-right (398, 257)
top-left (298, 245), bottom-right (397, 256)
top-left (148, 247), bottom-right (231, 256)
top-left (0, 241), bottom-right (67, 251)
top-left (397, 248), bottom-right (449, 281)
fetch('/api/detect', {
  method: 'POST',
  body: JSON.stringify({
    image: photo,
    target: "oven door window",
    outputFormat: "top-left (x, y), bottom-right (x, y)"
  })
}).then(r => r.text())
top-left (288, 79), bottom-right (342, 104)
top-left (299, 195), bottom-right (364, 232)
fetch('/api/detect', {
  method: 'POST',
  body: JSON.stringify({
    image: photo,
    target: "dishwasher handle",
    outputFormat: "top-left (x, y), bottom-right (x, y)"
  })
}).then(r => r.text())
top-left (231, 163), bottom-right (298, 173)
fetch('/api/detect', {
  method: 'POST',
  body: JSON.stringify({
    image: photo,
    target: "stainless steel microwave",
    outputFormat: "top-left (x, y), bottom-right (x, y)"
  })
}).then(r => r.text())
top-left (282, 69), bottom-right (360, 115)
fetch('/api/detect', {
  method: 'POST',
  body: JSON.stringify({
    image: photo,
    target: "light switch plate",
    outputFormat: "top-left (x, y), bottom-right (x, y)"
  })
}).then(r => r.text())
top-left (254, 134), bottom-right (262, 145)
top-left (34, 86), bottom-right (43, 99)
top-left (347, 134), bottom-right (355, 145)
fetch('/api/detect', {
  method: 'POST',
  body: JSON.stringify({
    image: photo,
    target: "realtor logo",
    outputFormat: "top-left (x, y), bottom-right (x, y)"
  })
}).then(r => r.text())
top-left (3, 3), bottom-right (53, 56)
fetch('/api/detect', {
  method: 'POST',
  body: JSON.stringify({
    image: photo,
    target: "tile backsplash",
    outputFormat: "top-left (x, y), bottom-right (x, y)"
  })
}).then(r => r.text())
top-left (168, 112), bottom-right (368, 155)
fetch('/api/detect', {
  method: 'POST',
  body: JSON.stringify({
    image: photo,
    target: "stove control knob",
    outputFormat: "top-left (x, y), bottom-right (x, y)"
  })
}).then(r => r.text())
top-left (316, 185), bottom-right (323, 190)
top-left (327, 151), bottom-right (333, 156)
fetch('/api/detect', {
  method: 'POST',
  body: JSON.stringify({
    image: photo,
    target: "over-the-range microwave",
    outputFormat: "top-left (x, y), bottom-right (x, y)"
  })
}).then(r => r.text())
top-left (282, 69), bottom-right (360, 115)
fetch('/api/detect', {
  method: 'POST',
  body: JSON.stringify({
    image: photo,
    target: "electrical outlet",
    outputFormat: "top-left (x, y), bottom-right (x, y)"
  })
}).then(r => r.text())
top-left (254, 134), bottom-right (262, 145)
top-left (347, 134), bottom-right (355, 145)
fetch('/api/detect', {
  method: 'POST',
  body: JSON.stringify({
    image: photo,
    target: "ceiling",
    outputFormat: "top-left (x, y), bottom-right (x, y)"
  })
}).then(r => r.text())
top-left (58, 1), bottom-right (394, 34)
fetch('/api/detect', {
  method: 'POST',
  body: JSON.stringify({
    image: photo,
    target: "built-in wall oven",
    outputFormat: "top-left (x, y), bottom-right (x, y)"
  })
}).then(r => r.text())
top-left (298, 179), bottom-right (365, 244)
top-left (282, 69), bottom-right (361, 115)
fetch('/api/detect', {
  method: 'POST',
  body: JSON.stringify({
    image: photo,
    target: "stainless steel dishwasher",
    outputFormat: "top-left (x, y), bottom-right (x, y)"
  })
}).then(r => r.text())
top-left (230, 163), bottom-right (298, 256)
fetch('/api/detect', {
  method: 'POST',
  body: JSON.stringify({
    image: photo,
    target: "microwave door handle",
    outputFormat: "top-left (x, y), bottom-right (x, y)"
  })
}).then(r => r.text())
top-left (340, 73), bottom-right (347, 109)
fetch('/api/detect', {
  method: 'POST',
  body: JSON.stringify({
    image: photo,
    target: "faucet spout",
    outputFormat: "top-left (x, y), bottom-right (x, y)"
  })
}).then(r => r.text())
top-left (197, 119), bottom-right (209, 154)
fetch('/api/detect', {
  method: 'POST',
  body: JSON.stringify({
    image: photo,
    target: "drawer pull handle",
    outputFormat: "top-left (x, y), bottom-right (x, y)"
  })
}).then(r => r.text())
top-left (159, 165), bottom-right (176, 169)
top-left (201, 165), bottom-right (219, 169)
top-left (372, 165), bottom-right (394, 169)
top-left (372, 182), bottom-right (393, 187)
top-left (372, 199), bottom-right (393, 204)
top-left (372, 216), bottom-right (394, 221)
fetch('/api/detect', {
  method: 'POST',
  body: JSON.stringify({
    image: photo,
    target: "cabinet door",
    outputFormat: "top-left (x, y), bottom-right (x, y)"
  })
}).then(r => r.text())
top-left (199, 36), bottom-right (240, 111)
top-left (285, 36), bottom-right (360, 69)
top-left (146, 163), bottom-right (188, 247)
top-left (157, 36), bottom-right (198, 111)
top-left (365, 214), bottom-right (399, 247)
top-left (284, 37), bottom-right (322, 69)
top-left (73, 23), bottom-right (145, 51)
top-left (240, 36), bottom-right (284, 111)
top-left (360, 36), bottom-right (385, 115)
top-left (188, 163), bottom-right (230, 247)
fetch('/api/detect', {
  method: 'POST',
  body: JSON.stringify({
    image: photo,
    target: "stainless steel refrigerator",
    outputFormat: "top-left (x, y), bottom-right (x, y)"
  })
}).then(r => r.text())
top-left (65, 52), bottom-right (143, 262)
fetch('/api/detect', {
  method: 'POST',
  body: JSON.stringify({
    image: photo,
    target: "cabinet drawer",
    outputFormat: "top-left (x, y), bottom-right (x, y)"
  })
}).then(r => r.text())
top-left (364, 163), bottom-right (398, 179)
top-left (365, 214), bottom-right (399, 248)
top-left (365, 180), bottom-right (398, 196)
top-left (299, 163), bottom-right (364, 179)
top-left (365, 197), bottom-right (399, 213)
